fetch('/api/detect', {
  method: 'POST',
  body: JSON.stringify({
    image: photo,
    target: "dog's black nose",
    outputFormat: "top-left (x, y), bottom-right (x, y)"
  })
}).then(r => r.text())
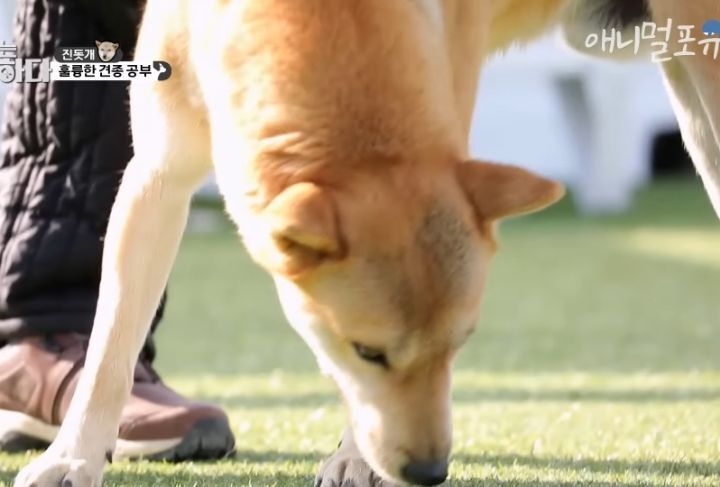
top-left (401, 460), bottom-right (449, 486)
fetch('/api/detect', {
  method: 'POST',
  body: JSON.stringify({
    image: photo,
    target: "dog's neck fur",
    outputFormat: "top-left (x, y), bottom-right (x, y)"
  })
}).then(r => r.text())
top-left (209, 0), bottom-right (468, 204)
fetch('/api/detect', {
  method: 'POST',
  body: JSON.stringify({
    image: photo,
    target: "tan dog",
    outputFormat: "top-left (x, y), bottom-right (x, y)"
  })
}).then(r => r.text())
top-left (13, 0), bottom-right (718, 486)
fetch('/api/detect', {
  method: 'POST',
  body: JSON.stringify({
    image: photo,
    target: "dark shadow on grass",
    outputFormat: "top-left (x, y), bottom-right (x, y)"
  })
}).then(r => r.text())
top-left (234, 449), bottom-right (325, 464)
top-left (0, 455), bottom-right (324, 487)
top-left (3, 451), bottom-right (718, 486)
top-left (454, 452), bottom-right (720, 478)
top-left (199, 386), bottom-right (720, 409)
top-left (448, 482), bottom-right (711, 487)
top-left (0, 471), bottom-right (702, 487)
top-left (453, 387), bottom-right (720, 403)
top-left (0, 470), bottom-right (316, 487)
top-left (233, 449), bottom-right (718, 478)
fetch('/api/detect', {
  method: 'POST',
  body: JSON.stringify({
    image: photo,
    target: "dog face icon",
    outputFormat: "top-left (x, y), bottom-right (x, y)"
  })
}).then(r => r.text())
top-left (0, 65), bottom-right (14, 83)
top-left (703, 19), bottom-right (720, 36)
top-left (95, 41), bottom-right (119, 62)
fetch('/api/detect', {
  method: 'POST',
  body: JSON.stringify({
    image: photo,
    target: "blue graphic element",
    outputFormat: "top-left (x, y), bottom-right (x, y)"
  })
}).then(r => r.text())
top-left (703, 19), bottom-right (720, 36)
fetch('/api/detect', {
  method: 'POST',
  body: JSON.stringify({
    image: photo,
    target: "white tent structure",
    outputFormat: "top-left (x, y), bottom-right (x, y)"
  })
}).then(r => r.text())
top-left (0, 1), bottom-right (678, 213)
top-left (471, 32), bottom-right (677, 213)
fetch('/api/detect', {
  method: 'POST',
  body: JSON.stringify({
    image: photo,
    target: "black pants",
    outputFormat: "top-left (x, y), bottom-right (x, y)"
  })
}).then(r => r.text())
top-left (0, 0), bottom-right (161, 357)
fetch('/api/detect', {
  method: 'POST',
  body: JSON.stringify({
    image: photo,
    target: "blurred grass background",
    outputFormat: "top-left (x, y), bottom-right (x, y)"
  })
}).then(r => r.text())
top-left (1, 180), bottom-right (719, 486)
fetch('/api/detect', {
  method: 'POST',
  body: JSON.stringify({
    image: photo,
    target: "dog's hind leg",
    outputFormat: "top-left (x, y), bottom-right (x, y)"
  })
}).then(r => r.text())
top-left (13, 18), bottom-right (211, 487)
top-left (659, 59), bottom-right (720, 216)
top-left (648, 0), bottom-right (720, 216)
top-left (564, 0), bottom-right (720, 216)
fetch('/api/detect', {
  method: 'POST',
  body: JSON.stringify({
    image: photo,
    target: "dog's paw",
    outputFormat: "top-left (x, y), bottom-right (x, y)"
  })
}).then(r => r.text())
top-left (315, 429), bottom-right (395, 487)
top-left (14, 447), bottom-right (106, 487)
top-left (315, 455), bottom-right (392, 487)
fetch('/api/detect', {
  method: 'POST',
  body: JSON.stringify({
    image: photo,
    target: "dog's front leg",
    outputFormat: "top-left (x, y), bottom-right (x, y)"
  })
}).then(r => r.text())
top-left (13, 127), bottom-right (209, 486)
top-left (648, 0), bottom-right (720, 216)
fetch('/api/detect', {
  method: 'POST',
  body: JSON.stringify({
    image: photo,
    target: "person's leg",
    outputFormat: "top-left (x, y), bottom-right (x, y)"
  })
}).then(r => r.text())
top-left (0, 0), bottom-right (139, 339)
top-left (0, 0), bottom-right (234, 460)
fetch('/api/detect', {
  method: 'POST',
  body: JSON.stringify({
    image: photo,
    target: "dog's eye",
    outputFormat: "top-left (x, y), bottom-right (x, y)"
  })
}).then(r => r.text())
top-left (352, 343), bottom-right (389, 369)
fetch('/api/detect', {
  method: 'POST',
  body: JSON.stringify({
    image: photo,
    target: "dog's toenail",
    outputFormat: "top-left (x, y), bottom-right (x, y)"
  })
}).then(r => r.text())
top-left (106, 449), bottom-right (113, 464)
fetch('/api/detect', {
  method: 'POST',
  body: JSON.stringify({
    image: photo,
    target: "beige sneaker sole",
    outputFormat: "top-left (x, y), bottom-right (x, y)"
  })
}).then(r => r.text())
top-left (0, 409), bottom-right (186, 460)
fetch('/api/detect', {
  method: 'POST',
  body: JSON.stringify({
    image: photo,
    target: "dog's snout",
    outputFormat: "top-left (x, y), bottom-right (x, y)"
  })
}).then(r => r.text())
top-left (401, 459), bottom-right (449, 486)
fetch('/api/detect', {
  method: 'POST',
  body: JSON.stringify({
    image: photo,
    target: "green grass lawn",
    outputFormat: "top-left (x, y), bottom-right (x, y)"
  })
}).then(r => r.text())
top-left (2, 180), bottom-right (720, 486)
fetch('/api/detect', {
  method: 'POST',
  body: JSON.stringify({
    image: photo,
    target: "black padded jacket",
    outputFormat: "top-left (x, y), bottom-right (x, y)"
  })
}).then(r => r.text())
top-left (0, 0), bottom-right (156, 340)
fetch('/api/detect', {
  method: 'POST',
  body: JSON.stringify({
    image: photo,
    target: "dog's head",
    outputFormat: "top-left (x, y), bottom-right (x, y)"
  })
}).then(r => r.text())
top-left (244, 160), bottom-right (563, 484)
top-left (95, 41), bottom-right (119, 62)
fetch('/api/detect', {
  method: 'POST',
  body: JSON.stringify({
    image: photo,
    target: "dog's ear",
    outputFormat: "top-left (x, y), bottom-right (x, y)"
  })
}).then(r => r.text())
top-left (259, 182), bottom-right (343, 276)
top-left (112, 43), bottom-right (119, 50)
top-left (95, 40), bottom-right (102, 48)
top-left (457, 160), bottom-right (565, 222)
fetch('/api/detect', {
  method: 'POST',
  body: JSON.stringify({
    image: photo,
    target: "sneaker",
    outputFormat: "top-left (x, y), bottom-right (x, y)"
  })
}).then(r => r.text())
top-left (0, 334), bottom-right (235, 461)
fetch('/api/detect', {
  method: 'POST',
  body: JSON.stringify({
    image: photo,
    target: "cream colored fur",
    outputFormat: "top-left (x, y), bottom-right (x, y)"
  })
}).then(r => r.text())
top-left (14, 0), bottom-right (718, 486)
